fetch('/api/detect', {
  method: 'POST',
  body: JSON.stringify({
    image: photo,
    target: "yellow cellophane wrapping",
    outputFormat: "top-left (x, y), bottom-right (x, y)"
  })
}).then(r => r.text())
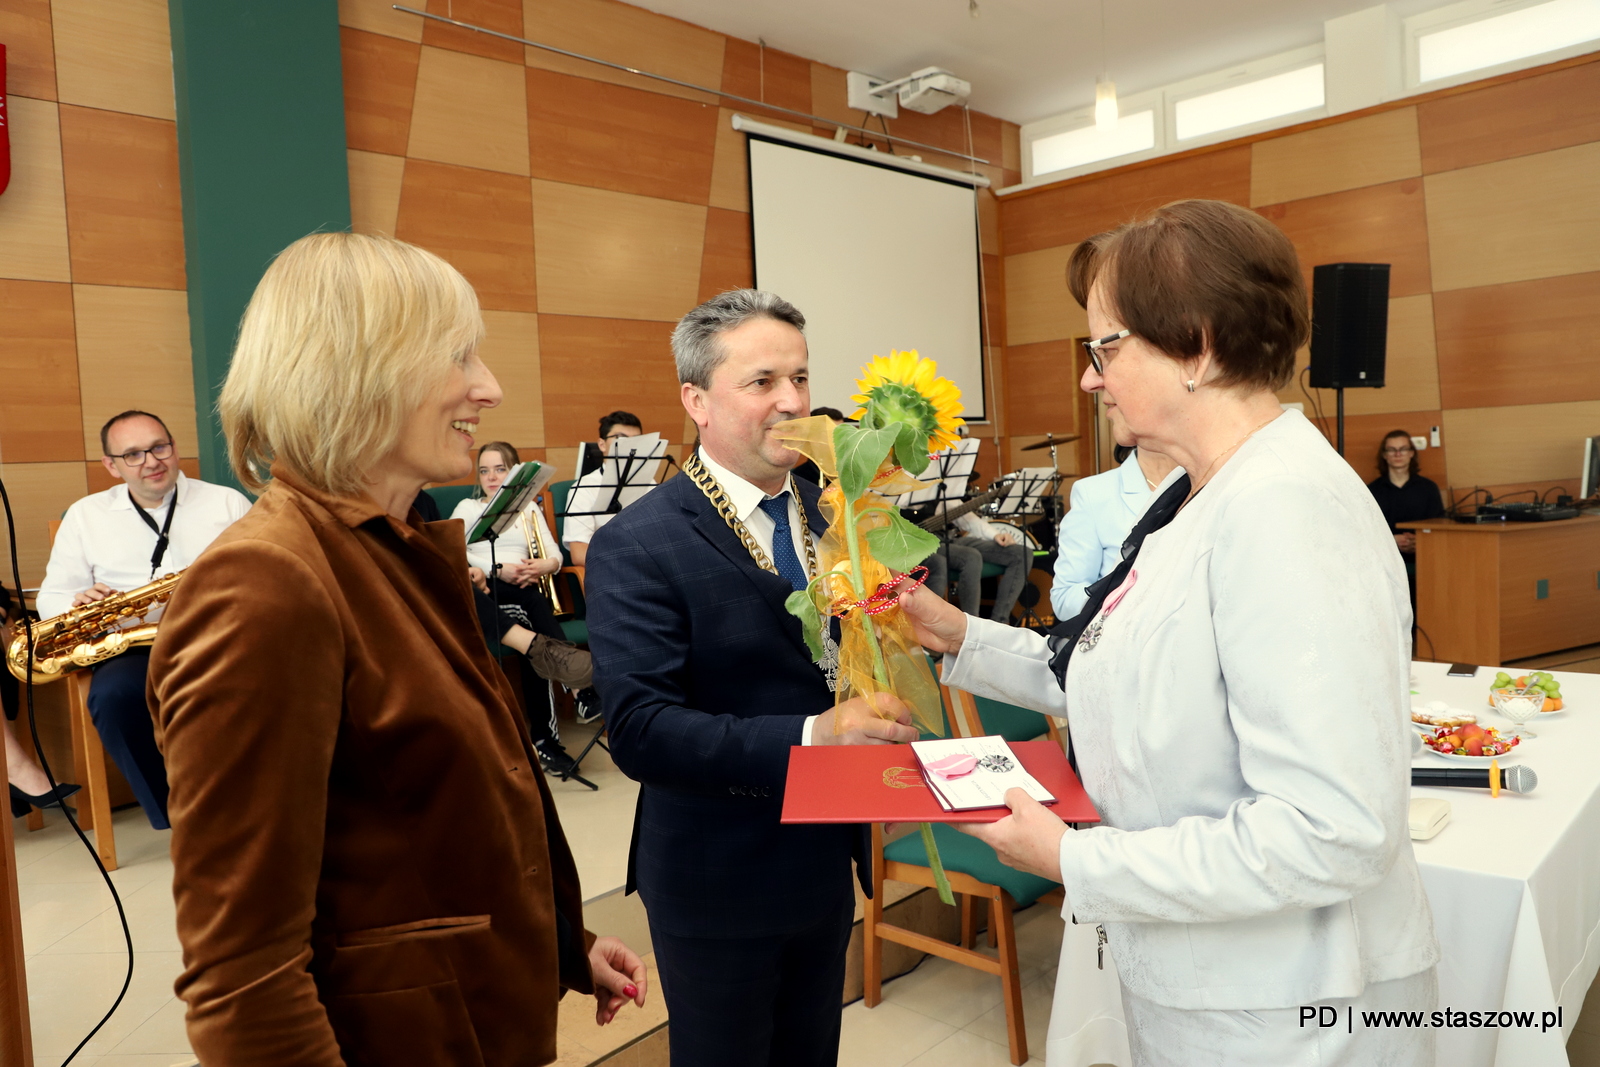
top-left (774, 416), bottom-right (945, 738)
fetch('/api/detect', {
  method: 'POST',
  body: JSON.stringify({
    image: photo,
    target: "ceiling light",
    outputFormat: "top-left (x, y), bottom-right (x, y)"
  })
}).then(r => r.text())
top-left (1094, 78), bottom-right (1118, 131)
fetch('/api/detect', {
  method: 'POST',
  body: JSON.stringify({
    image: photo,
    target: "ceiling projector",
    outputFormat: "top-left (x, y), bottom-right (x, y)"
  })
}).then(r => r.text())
top-left (894, 67), bottom-right (972, 114)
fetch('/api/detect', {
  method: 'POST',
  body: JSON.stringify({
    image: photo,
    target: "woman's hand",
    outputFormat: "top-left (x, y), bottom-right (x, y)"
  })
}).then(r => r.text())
top-left (588, 935), bottom-right (648, 1025)
top-left (467, 567), bottom-right (490, 594)
top-left (522, 556), bottom-right (562, 581)
top-left (958, 787), bottom-right (1069, 881)
top-left (1394, 532), bottom-right (1416, 552)
top-left (898, 582), bottom-right (969, 655)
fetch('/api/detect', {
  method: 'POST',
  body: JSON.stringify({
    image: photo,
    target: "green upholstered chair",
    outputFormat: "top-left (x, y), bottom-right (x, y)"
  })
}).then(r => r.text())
top-left (424, 483), bottom-right (476, 518)
top-left (864, 683), bottom-right (1065, 1066)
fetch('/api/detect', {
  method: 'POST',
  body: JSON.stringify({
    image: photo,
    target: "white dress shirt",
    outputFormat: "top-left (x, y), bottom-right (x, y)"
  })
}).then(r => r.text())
top-left (37, 473), bottom-right (253, 620)
top-left (450, 497), bottom-right (561, 576)
top-left (696, 449), bottom-right (823, 744)
top-left (561, 466), bottom-right (656, 547)
top-left (943, 410), bottom-right (1438, 1013)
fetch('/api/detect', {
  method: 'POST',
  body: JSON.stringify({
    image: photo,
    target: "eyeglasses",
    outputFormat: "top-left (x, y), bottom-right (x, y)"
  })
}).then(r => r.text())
top-left (1083, 330), bottom-right (1131, 374)
top-left (108, 440), bottom-right (173, 465)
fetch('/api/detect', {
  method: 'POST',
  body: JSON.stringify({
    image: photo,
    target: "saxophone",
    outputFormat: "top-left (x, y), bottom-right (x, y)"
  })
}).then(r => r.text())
top-left (5, 572), bottom-right (183, 684)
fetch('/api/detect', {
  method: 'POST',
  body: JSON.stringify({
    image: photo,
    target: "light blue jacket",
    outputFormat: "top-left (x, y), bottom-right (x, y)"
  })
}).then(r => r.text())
top-left (1051, 452), bottom-right (1153, 620)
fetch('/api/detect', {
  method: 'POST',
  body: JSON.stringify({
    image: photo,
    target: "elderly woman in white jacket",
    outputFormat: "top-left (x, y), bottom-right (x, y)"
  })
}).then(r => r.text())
top-left (902, 199), bottom-right (1438, 1066)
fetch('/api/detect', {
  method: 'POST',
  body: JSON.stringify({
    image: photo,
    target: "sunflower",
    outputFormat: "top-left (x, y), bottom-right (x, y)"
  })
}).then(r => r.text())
top-left (849, 350), bottom-right (964, 455)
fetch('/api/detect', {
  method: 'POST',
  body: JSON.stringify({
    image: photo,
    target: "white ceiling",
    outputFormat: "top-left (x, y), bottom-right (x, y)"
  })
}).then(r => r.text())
top-left (627, 0), bottom-right (1444, 125)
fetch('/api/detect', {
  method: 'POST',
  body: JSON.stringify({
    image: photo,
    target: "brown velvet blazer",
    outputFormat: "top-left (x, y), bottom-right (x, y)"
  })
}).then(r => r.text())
top-left (147, 466), bottom-right (592, 1067)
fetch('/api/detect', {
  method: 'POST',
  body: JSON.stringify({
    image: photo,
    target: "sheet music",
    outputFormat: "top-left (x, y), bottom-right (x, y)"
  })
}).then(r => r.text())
top-left (993, 467), bottom-right (1059, 516)
top-left (897, 437), bottom-right (981, 506)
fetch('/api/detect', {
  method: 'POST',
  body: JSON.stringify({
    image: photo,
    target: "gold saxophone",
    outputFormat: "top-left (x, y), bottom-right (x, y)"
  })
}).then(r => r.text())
top-left (5, 572), bottom-right (183, 684)
top-left (516, 498), bottom-right (563, 608)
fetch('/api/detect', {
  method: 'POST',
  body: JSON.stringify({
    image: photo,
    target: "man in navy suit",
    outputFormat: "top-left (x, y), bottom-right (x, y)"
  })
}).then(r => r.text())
top-left (586, 290), bottom-right (917, 1067)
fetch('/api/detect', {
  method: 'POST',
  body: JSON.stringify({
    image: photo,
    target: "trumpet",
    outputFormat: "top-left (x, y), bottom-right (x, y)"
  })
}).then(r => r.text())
top-left (6, 572), bottom-right (183, 684)
top-left (516, 497), bottom-right (563, 608)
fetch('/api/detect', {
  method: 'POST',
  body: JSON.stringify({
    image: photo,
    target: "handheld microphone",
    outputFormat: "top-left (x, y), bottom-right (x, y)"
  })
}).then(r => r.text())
top-left (1412, 764), bottom-right (1537, 795)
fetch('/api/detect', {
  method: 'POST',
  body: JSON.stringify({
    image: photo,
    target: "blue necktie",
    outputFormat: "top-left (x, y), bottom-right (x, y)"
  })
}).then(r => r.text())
top-left (756, 492), bottom-right (809, 592)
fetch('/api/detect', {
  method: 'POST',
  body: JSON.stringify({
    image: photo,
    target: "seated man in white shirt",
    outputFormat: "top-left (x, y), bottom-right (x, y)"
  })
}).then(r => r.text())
top-left (921, 507), bottom-right (1031, 624)
top-left (37, 411), bottom-right (251, 829)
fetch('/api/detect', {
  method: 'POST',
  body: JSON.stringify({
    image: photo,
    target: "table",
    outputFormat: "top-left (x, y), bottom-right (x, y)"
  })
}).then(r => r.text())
top-left (1043, 661), bottom-right (1600, 1067)
top-left (1399, 515), bottom-right (1600, 665)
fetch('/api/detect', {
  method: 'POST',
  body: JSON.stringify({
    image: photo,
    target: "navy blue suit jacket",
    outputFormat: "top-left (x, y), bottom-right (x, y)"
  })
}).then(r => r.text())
top-left (586, 471), bottom-right (869, 939)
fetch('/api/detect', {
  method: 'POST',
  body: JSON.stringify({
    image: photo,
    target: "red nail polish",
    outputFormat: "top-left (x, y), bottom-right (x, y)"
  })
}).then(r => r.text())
top-left (624, 984), bottom-right (638, 997)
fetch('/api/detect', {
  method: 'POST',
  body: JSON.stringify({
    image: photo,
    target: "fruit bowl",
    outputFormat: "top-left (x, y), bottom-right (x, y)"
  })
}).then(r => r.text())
top-left (1488, 671), bottom-right (1564, 713)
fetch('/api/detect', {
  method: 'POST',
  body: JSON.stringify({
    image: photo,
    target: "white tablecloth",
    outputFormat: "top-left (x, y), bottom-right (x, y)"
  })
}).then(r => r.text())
top-left (1044, 661), bottom-right (1600, 1067)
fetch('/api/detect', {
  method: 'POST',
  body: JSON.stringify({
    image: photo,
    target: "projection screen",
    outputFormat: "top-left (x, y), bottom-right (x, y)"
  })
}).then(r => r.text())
top-left (747, 135), bottom-right (988, 420)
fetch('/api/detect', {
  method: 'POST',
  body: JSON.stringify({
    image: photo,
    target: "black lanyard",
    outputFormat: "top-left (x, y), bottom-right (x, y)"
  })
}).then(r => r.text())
top-left (133, 490), bottom-right (178, 578)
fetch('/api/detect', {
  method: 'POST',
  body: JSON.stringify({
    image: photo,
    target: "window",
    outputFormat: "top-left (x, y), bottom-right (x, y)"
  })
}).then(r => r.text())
top-left (1416, 0), bottom-right (1600, 83)
top-left (1030, 110), bottom-right (1157, 177)
top-left (1173, 63), bottom-right (1326, 141)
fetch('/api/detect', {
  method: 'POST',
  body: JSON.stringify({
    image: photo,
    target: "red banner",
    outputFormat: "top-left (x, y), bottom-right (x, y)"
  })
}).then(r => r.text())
top-left (0, 45), bottom-right (10, 198)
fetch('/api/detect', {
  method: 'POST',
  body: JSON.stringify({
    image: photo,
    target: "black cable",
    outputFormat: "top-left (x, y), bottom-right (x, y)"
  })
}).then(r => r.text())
top-left (1494, 489), bottom-right (1539, 503)
top-left (1540, 486), bottom-right (1571, 505)
top-left (1414, 624), bottom-right (1436, 662)
top-left (876, 112), bottom-right (898, 154)
top-left (0, 474), bottom-right (134, 1065)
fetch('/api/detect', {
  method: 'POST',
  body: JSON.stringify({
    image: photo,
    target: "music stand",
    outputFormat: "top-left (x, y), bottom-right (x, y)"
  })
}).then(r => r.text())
top-left (992, 467), bottom-right (1060, 520)
top-left (469, 461), bottom-right (554, 615)
top-left (897, 439), bottom-right (981, 606)
top-left (560, 432), bottom-right (665, 542)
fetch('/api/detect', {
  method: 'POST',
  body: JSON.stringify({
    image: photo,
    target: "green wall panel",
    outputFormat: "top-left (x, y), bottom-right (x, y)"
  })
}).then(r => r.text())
top-left (169, 0), bottom-right (352, 488)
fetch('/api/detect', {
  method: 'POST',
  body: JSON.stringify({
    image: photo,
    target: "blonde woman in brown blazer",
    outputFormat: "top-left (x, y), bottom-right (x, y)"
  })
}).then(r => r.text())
top-left (148, 233), bottom-right (646, 1067)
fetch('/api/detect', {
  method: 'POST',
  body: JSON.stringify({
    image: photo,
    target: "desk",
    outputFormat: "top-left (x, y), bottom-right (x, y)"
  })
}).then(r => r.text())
top-left (1399, 515), bottom-right (1600, 665)
top-left (1043, 661), bottom-right (1600, 1067)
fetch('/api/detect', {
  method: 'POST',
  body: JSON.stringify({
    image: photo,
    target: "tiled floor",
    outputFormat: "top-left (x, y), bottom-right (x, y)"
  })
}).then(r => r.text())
top-left (14, 711), bottom-right (1600, 1067)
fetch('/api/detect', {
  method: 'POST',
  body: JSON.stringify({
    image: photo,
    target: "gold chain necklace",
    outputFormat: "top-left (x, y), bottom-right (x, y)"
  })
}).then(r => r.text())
top-left (1186, 413), bottom-right (1281, 500)
top-left (683, 451), bottom-right (819, 582)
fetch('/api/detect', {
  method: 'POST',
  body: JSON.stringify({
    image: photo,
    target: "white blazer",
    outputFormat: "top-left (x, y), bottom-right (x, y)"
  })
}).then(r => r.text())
top-left (944, 410), bottom-right (1438, 1011)
top-left (1051, 452), bottom-right (1153, 620)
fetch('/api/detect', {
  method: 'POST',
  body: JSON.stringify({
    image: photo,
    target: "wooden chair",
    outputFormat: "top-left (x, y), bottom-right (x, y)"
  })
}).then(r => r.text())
top-left (862, 684), bottom-right (1065, 1065)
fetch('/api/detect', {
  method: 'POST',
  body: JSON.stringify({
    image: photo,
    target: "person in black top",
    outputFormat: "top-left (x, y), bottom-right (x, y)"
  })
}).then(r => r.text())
top-left (1367, 430), bottom-right (1443, 576)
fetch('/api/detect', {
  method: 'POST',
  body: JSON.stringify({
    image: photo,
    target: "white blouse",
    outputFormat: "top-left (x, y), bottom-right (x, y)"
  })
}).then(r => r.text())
top-left (450, 497), bottom-right (561, 577)
top-left (943, 410), bottom-right (1438, 1011)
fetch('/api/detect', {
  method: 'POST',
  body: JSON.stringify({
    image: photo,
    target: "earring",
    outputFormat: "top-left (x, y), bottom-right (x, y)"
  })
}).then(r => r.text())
top-left (1186, 380), bottom-right (1196, 393)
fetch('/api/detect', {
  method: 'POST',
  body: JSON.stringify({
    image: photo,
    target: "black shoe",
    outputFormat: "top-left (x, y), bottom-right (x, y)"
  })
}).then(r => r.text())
top-left (10, 782), bottom-right (82, 818)
top-left (535, 741), bottom-right (579, 778)
top-left (574, 687), bottom-right (602, 725)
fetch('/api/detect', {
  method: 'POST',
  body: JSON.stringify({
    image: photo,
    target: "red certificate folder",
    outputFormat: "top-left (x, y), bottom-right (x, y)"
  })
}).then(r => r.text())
top-left (780, 740), bottom-right (1100, 825)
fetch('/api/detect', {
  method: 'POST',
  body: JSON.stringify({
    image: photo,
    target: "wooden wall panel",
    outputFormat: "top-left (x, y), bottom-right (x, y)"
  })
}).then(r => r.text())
top-left (1000, 146), bottom-right (1251, 256)
top-left (521, 0), bottom-right (724, 106)
top-left (338, 0), bottom-right (424, 42)
top-left (477, 309), bottom-right (544, 448)
top-left (0, 0), bottom-right (57, 99)
top-left (1425, 142), bottom-right (1600, 292)
top-left (1419, 61), bottom-right (1600, 175)
top-left (50, 0), bottom-right (174, 120)
top-left (395, 159), bottom-right (537, 312)
top-left (1442, 399), bottom-right (1600, 487)
top-left (1259, 178), bottom-right (1432, 297)
top-left (72, 285), bottom-right (196, 459)
top-left (1325, 410), bottom-right (1448, 489)
top-left (58, 105), bottom-right (186, 290)
top-left (347, 149), bottom-right (406, 236)
top-left (0, 96), bottom-right (72, 283)
top-left (1250, 108), bottom-right (1421, 207)
top-left (707, 107), bottom-right (809, 213)
top-left (1004, 244), bottom-right (1084, 346)
top-left (408, 47), bottom-right (530, 177)
top-left (0, 279), bottom-right (81, 464)
top-left (1003, 340), bottom-right (1078, 438)
top-left (538, 315), bottom-right (680, 447)
top-left (1435, 271), bottom-right (1600, 409)
top-left (530, 179), bottom-right (705, 321)
top-left (340, 27), bottom-right (419, 157)
top-left (0, 461), bottom-right (90, 586)
top-left (721, 37), bottom-right (811, 117)
top-left (526, 68), bottom-right (718, 205)
top-left (697, 206), bottom-right (752, 303)
top-left (421, 0), bottom-right (523, 64)
top-left (808, 62), bottom-right (855, 128)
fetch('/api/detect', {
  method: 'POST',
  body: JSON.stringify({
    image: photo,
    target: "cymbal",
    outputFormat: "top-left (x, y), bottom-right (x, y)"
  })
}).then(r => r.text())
top-left (1019, 434), bottom-right (1082, 451)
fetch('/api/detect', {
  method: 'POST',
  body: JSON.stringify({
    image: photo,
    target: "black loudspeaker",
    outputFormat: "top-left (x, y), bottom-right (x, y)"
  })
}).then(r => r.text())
top-left (1309, 263), bottom-right (1390, 389)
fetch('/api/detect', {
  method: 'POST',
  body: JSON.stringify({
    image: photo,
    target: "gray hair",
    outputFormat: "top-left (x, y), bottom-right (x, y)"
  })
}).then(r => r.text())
top-left (672, 289), bottom-right (806, 388)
